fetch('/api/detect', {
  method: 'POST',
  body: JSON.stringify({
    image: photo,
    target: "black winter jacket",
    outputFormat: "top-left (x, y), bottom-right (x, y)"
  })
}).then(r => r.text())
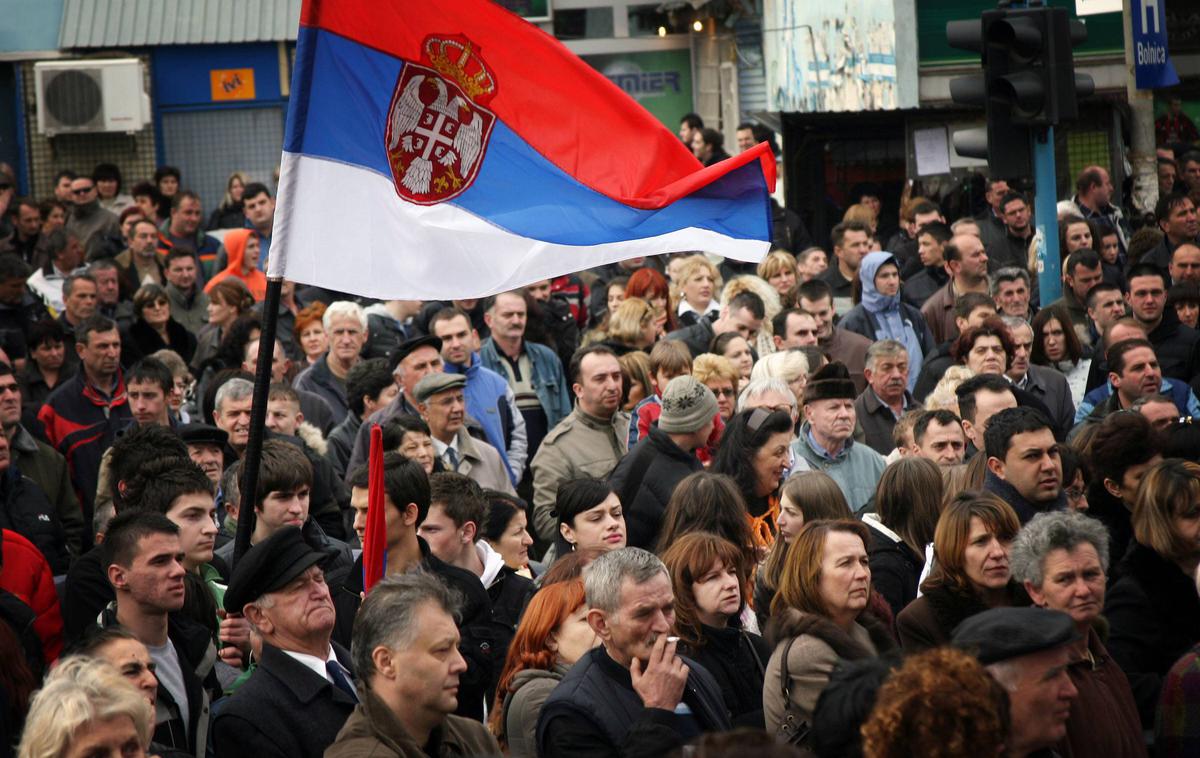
top-left (682, 624), bottom-right (771, 728)
top-left (1148, 308), bottom-right (1200, 383)
top-left (537, 646), bottom-right (731, 758)
top-left (609, 427), bottom-right (702, 549)
top-left (863, 517), bottom-right (922, 618)
top-left (0, 466), bottom-right (69, 574)
top-left (1103, 541), bottom-right (1200, 727)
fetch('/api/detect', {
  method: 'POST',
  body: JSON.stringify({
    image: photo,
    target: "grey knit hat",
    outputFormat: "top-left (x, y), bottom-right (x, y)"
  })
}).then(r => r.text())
top-left (658, 375), bottom-right (719, 434)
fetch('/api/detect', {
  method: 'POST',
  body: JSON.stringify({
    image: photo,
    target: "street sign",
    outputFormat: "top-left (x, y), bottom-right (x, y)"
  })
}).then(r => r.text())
top-left (1132, 0), bottom-right (1179, 90)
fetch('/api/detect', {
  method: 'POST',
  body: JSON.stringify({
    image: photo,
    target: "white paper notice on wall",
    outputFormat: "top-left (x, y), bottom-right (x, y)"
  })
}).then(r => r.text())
top-left (913, 127), bottom-right (950, 177)
top-left (1076, 0), bottom-right (1120, 16)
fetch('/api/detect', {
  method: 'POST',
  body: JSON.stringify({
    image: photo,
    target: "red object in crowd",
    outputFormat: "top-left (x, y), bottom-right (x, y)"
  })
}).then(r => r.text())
top-left (362, 424), bottom-right (387, 594)
top-left (0, 529), bottom-right (64, 663)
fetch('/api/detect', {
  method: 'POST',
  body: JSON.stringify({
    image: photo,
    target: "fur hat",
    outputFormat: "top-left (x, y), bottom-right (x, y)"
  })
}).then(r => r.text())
top-left (803, 361), bottom-right (856, 404)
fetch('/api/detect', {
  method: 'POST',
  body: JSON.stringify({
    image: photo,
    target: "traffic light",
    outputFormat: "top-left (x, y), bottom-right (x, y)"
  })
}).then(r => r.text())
top-left (946, 5), bottom-right (1094, 179)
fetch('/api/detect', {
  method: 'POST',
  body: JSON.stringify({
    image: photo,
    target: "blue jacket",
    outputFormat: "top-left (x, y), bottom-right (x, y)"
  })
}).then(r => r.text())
top-left (839, 252), bottom-right (935, 392)
top-left (1074, 377), bottom-right (1200, 425)
top-left (478, 338), bottom-right (572, 430)
top-left (445, 354), bottom-right (518, 484)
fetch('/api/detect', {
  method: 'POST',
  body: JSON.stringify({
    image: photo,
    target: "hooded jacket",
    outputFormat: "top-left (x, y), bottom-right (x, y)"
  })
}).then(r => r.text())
top-left (502, 664), bottom-right (569, 758)
top-left (203, 229), bottom-right (266, 301)
top-left (838, 252), bottom-right (935, 391)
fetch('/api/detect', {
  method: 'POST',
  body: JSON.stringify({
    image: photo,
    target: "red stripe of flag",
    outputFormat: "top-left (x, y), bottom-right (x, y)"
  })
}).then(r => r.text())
top-left (362, 424), bottom-right (387, 593)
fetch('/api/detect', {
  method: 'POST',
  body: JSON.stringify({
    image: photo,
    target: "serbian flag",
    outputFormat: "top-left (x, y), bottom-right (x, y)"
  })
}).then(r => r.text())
top-left (361, 424), bottom-right (387, 593)
top-left (268, 0), bottom-right (775, 299)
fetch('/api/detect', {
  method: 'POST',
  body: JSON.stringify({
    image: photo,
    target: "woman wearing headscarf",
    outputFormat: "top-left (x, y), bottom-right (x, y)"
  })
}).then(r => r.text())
top-left (839, 251), bottom-right (935, 391)
top-left (204, 228), bottom-right (266, 301)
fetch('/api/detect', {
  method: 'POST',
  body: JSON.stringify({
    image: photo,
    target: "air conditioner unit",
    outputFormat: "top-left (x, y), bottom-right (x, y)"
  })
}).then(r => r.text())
top-left (34, 59), bottom-right (151, 136)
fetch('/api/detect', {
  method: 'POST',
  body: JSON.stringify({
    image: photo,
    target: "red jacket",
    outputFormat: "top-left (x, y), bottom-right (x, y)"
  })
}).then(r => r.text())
top-left (0, 529), bottom-right (64, 662)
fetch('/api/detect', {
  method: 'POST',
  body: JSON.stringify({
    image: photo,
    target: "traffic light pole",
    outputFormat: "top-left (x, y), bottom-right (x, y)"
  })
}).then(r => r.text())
top-left (1033, 126), bottom-right (1062, 304)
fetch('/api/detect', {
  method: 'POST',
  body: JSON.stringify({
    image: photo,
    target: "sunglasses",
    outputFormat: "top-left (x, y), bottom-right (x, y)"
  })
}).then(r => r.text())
top-left (72, 186), bottom-right (96, 195)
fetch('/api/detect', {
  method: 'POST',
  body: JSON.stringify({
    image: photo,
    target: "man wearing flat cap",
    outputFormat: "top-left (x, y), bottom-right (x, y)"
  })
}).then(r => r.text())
top-left (953, 606), bottom-right (1080, 758)
top-left (346, 334), bottom-right (445, 477)
top-left (790, 362), bottom-right (886, 510)
top-left (415, 372), bottom-right (515, 495)
top-left (211, 525), bottom-right (357, 758)
top-left (179, 422), bottom-right (227, 487)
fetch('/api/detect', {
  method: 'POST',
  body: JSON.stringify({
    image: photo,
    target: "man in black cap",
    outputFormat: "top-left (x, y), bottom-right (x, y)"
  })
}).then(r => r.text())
top-left (953, 607), bottom-right (1080, 757)
top-left (179, 422), bottom-right (227, 487)
top-left (345, 334), bottom-right (444, 477)
top-left (211, 525), bottom-right (357, 758)
top-left (791, 361), bottom-right (886, 511)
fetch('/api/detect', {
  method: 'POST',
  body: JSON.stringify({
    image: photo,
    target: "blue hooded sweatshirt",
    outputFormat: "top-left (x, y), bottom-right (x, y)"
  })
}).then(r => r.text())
top-left (859, 252), bottom-right (925, 391)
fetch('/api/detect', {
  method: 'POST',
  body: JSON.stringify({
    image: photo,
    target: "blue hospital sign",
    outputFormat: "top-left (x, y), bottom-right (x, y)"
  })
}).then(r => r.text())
top-left (1133, 0), bottom-right (1179, 90)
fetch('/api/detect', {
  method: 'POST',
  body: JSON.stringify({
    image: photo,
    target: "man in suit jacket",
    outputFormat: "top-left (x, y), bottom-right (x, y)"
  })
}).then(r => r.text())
top-left (211, 526), bottom-right (357, 758)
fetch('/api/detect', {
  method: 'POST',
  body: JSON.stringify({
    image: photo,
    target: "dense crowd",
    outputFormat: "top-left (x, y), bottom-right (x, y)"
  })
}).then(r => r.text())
top-left (1, 118), bottom-right (1200, 758)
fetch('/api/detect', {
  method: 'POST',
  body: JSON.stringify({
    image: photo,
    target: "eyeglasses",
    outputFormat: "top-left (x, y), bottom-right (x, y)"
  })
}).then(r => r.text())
top-left (72, 186), bottom-right (95, 195)
top-left (711, 387), bottom-right (736, 398)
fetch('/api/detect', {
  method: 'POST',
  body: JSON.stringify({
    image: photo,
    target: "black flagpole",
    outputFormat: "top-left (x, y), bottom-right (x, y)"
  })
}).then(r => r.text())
top-left (233, 275), bottom-right (284, 566)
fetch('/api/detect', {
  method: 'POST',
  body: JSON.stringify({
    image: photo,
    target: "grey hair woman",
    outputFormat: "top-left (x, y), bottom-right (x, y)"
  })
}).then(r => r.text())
top-left (1009, 510), bottom-right (1143, 757)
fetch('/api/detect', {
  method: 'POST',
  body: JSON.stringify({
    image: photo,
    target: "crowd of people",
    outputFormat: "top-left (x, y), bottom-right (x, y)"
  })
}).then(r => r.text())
top-left (1, 122), bottom-right (1200, 758)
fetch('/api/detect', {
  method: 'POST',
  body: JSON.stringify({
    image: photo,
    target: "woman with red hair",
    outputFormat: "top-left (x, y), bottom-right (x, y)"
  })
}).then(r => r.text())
top-left (490, 579), bottom-right (597, 757)
top-left (625, 267), bottom-right (677, 335)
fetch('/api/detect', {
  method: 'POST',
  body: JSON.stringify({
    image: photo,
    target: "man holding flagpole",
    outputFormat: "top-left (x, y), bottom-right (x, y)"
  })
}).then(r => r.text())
top-left (341, 451), bottom-right (499, 721)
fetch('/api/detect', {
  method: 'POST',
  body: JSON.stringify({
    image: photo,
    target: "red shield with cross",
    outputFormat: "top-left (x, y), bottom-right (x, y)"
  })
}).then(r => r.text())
top-left (384, 36), bottom-right (498, 205)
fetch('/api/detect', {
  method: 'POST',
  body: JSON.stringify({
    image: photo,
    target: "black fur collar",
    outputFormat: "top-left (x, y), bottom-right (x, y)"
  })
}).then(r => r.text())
top-left (922, 581), bottom-right (1031, 638)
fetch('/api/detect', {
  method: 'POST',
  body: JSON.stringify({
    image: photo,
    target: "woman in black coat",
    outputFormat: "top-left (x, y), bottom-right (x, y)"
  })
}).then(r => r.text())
top-left (1104, 458), bottom-right (1200, 728)
top-left (663, 532), bottom-right (770, 728)
top-left (862, 456), bottom-right (942, 617)
top-left (896, 491), bottom-right (1029, 651)
top-left (122, 284), bottom-right (197, 366)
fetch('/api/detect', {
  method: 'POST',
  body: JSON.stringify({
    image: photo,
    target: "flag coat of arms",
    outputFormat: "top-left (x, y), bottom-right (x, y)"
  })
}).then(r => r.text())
top-left (270, 0), bottom-right (776, 299)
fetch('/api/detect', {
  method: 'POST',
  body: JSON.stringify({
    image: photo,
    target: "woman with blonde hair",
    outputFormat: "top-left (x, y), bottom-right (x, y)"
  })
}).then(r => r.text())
top-left (896, 491), bottom-right (1027, 651)
top-left (617, 350), bottom-right (654, 412)
top-left (923, 365), bottom-right (975, 413)
top-left (207, 170), bottom-right (250, 230)
top-left (692, 353), bottom-right (740, 421)
top-left (599, 297), bottom-right (657, 354)
top-left (675, 255), bottom-right (723, 326)
top-left (864, 457), bottom-right (943, 615)
top-left (757, 250), bottom-right (799, 306)
top-left (18, 656), bottom-right (154, 758)
top-left (749, 350), bottom-right (809, 412)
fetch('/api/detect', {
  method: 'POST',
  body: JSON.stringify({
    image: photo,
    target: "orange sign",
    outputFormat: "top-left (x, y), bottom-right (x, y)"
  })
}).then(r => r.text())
top-left (210, 68), bottom-right (256, 101)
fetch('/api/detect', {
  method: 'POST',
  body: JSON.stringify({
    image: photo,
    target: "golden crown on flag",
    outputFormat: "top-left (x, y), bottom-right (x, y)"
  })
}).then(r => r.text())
top-left (425, 36), bottom-right (495, 100)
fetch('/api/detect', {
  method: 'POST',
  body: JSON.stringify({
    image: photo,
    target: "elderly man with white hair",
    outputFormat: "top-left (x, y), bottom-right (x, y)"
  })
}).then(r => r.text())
top-left (293, 300), bottom-right (369, 423)
top-left (536, 547), bottom-right (731, 755)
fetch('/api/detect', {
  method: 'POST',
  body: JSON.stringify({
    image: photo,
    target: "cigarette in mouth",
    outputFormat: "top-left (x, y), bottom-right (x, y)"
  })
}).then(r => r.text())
top-left (666, 636), bottom-right (679, 643)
